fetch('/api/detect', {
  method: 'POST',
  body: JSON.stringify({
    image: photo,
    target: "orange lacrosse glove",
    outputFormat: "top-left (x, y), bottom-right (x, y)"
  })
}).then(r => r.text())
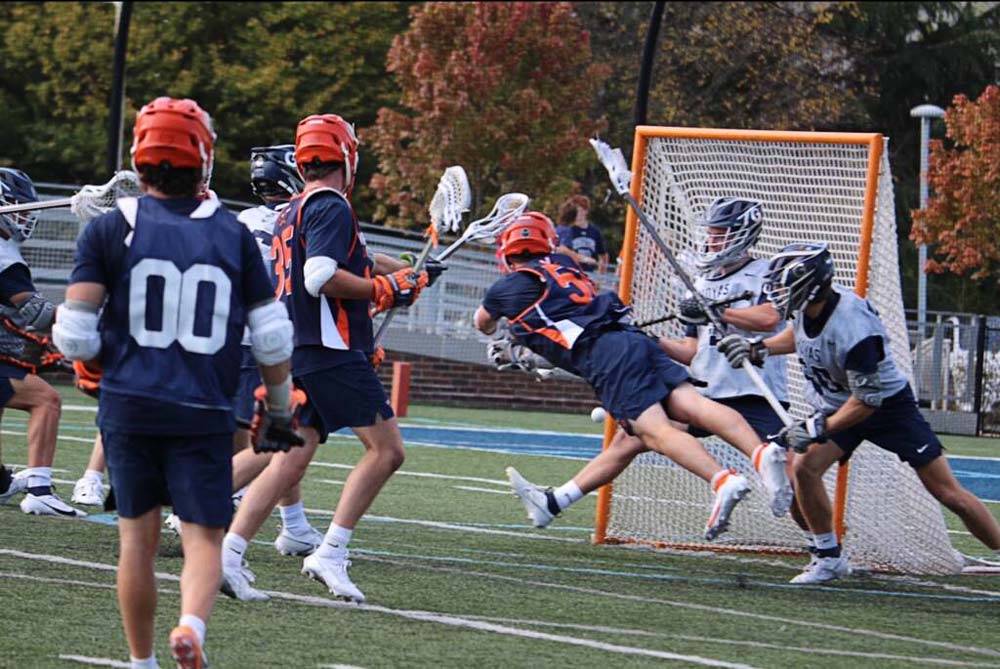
top-left (372, 267), bottom-right (429, 313)
top-left (370, 345), bottom-right (385, 370)
top-left (73, 360), bottom-right (103, 398)
top-left (250, 384), bottom-right (308, 453)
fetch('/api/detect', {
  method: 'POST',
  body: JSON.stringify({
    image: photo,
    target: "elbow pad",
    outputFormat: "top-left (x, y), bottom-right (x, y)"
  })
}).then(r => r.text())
top-left (52, 302), bottom-right (101, 361)
top-left (248, 300), bottom-right (293, 365)
top-left (847, 369), bottom-right (883, 407)
top-left (303, 256), bottom-right (338, 298)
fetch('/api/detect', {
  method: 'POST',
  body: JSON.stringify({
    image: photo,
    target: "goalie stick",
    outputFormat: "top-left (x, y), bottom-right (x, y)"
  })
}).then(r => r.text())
top-left (374, 166), bottom-right (471, 346)
top-left (590, 137), bottom-right (793, 426)
top-left (0, 170), bottom-right (142, 224)
top-left (635, 290), bottom-right (754, 329)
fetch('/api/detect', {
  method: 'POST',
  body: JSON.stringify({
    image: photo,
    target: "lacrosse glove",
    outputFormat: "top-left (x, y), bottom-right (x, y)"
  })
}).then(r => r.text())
top-left (372, 267), bottom-right (429, 312)
top-left (778, 412), bottom-right (828, 453)
top-left (718, 334), bottom-right (768, 368)
top-left (250, 385), bottom-right (307, 453)
top-left (73, 360), bottom-right (102, 398)
top-left (677, 296), bottom-right (710, 327)
top-left (424, 258), bottom-right (448, 287)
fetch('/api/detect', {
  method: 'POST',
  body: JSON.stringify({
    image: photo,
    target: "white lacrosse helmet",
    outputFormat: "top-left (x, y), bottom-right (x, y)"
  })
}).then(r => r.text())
top-left (693, 197), bottom-right (764, 272)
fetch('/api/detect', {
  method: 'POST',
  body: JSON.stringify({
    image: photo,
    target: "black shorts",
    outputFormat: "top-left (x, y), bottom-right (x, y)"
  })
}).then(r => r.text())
top-left (103, 431), bottom-right (233, 527)
top-left (830, 385), bottom-right (943, 469)
top-left (689, 395), bottom-right (787, 441)
top-left (295, 359), bottom-right (394, 442)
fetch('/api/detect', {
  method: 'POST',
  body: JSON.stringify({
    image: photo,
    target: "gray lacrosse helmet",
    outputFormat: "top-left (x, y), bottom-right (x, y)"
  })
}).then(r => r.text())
top-left (693, 197), bottom-right (764, 272)
top-left (762, 242), bottom-right (835, 320)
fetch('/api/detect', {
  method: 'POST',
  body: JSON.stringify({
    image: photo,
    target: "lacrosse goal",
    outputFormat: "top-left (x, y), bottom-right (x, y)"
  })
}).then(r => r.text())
top-left (596, 126), bottom-right (965, 575)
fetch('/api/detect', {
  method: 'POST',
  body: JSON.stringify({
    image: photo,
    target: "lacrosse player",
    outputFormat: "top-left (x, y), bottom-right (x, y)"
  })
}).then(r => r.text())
top-left (219, 113), bottom-right (446, 604)
top-left (718, 242), bottom-right (1000, 583)
top-left (53, 96), bottom-right (300, 669)
top-left (478, 212), bottom-right (785, 540)
top-left (0, 168), bottom-right (86, 517)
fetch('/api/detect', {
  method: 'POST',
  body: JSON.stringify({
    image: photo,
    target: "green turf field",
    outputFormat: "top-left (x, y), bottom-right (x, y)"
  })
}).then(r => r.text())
top-left (1, 386), bottom-right (998, 668)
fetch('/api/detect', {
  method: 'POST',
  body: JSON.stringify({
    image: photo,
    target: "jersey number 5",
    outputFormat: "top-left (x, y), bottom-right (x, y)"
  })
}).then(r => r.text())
top-left (544, 264), bottom-right (597, 304)
top-left (272, 226), bottom-right (294, 299)
top-left (129, 258), bottom-right (231, 355)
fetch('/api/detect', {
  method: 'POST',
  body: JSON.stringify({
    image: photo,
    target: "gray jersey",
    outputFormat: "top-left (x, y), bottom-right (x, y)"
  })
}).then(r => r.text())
top-left (237, 203), bottom-right (284, 345)
top-left (793, 284), bottom-right (908, 413)
top-left (688, 258), bottom-right (788, 401)
top-left (0, 236), bottom-right (25, 273)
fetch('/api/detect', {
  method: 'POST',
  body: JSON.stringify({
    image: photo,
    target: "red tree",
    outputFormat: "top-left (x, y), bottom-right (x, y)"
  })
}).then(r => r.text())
top-left (911, 85), bottom-right (1000, 281)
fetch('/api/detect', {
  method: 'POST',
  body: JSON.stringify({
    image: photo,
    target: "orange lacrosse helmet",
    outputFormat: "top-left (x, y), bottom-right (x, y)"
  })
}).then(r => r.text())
top-left (131, 97), bottom-right (216, 183)
top-left (497, 212), bottom-right (558, 272)
top-left (295, 114), bottom-right (360, 196)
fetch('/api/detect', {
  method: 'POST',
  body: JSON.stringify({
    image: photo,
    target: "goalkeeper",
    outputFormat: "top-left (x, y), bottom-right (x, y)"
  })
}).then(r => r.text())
top-left (476, 212), bottom-right (786, 541)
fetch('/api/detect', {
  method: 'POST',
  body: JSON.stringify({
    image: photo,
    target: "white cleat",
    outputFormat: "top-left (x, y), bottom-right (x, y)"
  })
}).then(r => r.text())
top-left (165, 513), bottom-right (182, 537)
top-left (71, 476), bottom-right (105, 507)
top-left (274, 525), bottom-right (323, 556)
top-left (0, 469), bottom-right (27, 505)
top-left (753, 442), bottom-right (793, 518)
top-left (302, 551), bottom-right (365, 602)
top-left (241, 559), bottom-right (257, 585)
top-left (790, 554), bottom-right (851, 584)
top-left (20, 492), bottom-right (87, 518)
top-left (505, 466), bottom-right (556, 529)
top-left (231, 486), bottom-right (248, 510)
top-left (705, 471), bottom-right (750, 540)
top-left (220, 563), bottom-right (270, 602)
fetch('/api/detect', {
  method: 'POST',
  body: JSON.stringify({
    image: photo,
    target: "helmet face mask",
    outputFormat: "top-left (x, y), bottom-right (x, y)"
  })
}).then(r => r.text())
top-left (763, 242), bottom-right (835, 320)
top-left (693, 197), bottom-right (763, 272)
top-left (497, 212), bottom-right (558, 273)
top-left (250, 145), bottom-right (303, 200)
top-left (0, 168), bottom-right (39, 242)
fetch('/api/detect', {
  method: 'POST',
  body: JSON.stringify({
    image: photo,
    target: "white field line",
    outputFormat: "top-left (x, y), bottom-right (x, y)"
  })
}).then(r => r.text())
top-left (62, 405), bottom-right (98, 413)
top-left (317, 665), bottom-right (368, 669)
top-left (310, 461), bottom-right (509, 486)
top-left (316, 479), bottom-right (345, 486)
top-left (2, 551), bottom-right (751, 669)
top-left (58, 655), bottom-right (130, 668)
top-left (360, 555), bottom-right (1000, 659)
top-left (2, 428), bottom-right (93, 444)
top-left (397, 420), bottom-right (600, 439)
top-left (453, 485), bottom-right (511, 495)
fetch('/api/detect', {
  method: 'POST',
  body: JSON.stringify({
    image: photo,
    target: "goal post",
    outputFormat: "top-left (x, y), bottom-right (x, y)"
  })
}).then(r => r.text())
top-left (595, 125), bottom-right (965, 575)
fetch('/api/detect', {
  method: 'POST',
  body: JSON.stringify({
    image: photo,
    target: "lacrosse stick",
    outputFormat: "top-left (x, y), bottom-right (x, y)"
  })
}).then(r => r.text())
top-left (0, 171), bottom-right (143, 224)
top-left (635, 290), bottom-right (754, 328)
top-left (590, 138), bottom-right (793, 426)
top-left (487, 329), bottom-right (556, 381)
top-left (374, 166), bottom-right (471, 345)
top-left (434, 192), bottom-right (530, 262)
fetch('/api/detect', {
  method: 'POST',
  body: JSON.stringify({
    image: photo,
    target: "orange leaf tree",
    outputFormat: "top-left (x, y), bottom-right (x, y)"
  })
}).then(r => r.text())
top-left (367, 2), bottom-right (608, 229)
top-left (911, 86), bottom-right (1000, 282)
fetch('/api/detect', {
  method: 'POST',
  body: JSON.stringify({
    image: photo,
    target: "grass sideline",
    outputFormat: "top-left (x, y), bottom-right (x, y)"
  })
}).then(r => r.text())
top-left (0, 386), bottom-right (997, 668)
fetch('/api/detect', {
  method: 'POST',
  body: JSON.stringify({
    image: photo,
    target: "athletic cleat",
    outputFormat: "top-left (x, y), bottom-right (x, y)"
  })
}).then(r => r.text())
top-left (169, 624), bottom-right (207, 669)
top-left (20, 492), bottom-right (87, 517)
top-left (165, 513), bottom-right (182, 537)
top-left (241, 559), bottom-right (257, 585)
top-left (302, 551), bottom-right (365, 602)
top-left (71, 476), bottom-right (105, 506)
top-left (704, 470), bottom-right (750, 540)
top-left (790, 554), bottom-right (851, 584)
top-left (220, 563), bottom-right (270, 602)
top-left (0, 468), bottom-right (26, 504)
top-left (505, 466), bottom-right (556, 529)
top-left (274, 525), bottom-right (323, 556)
top-left (753, 442), bottom-right (793, 518)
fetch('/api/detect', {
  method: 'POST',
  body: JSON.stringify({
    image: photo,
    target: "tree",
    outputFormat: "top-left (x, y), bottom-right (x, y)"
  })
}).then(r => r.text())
top-left (368, 2), bottom-right (609, 229)
top-left (910, 85), bottom-right (1000, 282)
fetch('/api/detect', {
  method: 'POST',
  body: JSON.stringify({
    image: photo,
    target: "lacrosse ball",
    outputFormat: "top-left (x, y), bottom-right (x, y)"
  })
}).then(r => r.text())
top-left (590, 407), bottom-right (607, 423)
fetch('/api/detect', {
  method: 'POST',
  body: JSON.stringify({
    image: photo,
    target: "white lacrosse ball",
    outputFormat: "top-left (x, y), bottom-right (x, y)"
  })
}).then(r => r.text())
top-left (590, 407), bottom-right (607, 423)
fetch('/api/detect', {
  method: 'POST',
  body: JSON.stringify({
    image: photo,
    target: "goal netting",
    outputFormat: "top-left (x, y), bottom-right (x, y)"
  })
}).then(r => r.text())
top-left (597, 127), bottom-right (965, 575)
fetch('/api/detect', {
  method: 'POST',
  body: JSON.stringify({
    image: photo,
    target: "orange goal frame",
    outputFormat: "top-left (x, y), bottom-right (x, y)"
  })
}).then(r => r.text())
top-left (593, 126), bottom-right (885, 547)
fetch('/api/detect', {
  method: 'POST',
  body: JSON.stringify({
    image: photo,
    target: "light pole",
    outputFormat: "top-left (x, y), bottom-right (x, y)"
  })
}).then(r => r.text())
top-left (910, 103), bottom-right (945, 400)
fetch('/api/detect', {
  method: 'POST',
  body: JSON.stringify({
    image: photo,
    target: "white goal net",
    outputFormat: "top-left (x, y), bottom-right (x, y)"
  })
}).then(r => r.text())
top-left (600, 127), bottom-right (965, 575)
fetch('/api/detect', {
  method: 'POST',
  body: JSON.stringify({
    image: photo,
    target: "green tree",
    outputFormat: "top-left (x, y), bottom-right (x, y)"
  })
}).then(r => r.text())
top-left (368, 2), bottom-right (609, 229)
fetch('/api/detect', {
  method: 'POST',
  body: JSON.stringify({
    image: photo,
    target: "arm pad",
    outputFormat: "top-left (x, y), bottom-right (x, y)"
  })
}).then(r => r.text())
top-left (52, 302), bottom-right (101, 361)
top-left (303, 256), bottom-right (338, 298)
top-left (247, 300), bottom-right (293, 366)
top-left (847, 369), bottom-right (884, 407)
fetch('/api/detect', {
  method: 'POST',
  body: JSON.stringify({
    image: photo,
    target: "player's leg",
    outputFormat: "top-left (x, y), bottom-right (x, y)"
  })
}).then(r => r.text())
top-left (507, 428), bottom-right (647, 528)
top-left (0, 400), bottom-right (26, 504)
top-left (173, 522), bottom-right (224, 669)
top-left (117, 507), bottom-right (162, 666)
top-left (7, 374), bottom-right (85, 516)
top-left (788, 440), bottom-right (851, 584)
top-left (916, 456), bottom-right (1000, 552)
top-left (72, 434), bottom-right (106, 506)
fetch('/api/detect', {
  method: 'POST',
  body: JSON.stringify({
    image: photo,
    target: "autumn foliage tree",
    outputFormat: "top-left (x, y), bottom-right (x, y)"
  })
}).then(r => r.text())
top-left (367, 2), bottom-right (608, 229)
top-left (910, 86), bottom-right (1000, 282)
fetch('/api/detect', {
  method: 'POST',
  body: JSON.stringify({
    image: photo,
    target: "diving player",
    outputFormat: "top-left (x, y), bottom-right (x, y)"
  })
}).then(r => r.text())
top-left (0, 167), bottom-right (84, 517)
top-left (477, 212), bottom-right (783, 540)
top-left (219, 113), bottom-right (445, 603)
top-left (718, 242), bottom-right (1000, 583)
top-left (53, 96), bottom-right (300, 669)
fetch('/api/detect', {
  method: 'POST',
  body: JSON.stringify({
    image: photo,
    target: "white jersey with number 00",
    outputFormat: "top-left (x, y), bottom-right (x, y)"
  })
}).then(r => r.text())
top-left (689, 258), bottom-right (788, 401)
top-left (793, 284), bottom-right (908, 413)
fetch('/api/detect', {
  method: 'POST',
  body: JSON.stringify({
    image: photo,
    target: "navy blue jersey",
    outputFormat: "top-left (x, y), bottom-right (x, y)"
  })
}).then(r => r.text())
top-left (71, 195), bottom-right (273, 434)
top-left (557, 224), bottom-right (606, 261)
top-left (482, 254), bottom-right (631, 374)
top-left (272, 188), bottom-right (374, 374)
top-left (0, 262), bottom-right (35, 380)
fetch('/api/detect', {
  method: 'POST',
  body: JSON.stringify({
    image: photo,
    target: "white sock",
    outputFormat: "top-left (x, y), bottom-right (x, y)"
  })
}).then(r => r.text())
top-left (24, 467), bottom-right (52, 489)
top-left (84, 469), bottom-right (104, 483)
top-left (813, 532), bottom-right (838, 551)
top-left (317, 522), bottom-right (352, 558)
top-left (222, 532), bottom-right (248, 571)
top-left (552, 481), bottom-right (583, 511)
top-left (232, 485), bottom-right (249, 499)
top-left (279, 501), bottom-right (309, 534)
top-left (178, 613), bottom-right (206, 647)
top-left (129, 655), bottom-right (159, 669)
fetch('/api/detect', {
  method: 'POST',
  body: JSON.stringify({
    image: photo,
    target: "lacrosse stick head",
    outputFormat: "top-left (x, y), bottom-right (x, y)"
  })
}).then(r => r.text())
top-left (0, 168), bottom-right (39, 242)
top-left (466, 192), bottom-right (529, 244)
top-left (70, 171), bottom-right (143, 223)
top-left (428, 165), bottom-right (471, 236)
top-left (589, 138), bottom-right (632, 195)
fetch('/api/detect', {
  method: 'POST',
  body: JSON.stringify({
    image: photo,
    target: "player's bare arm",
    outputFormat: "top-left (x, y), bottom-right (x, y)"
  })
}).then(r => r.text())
top-left (822, 395), bottom-right (876, 434)
top-left (657, 335), bottom-right (698, 365)
top-left (474, 305), bottom-right (497, 335)
top-left (721, 302), bottom-right (781, 332)
top-left (371, 252), bottom-right (408, 276)
top-left (762, 325), bottom-right (796, 355)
